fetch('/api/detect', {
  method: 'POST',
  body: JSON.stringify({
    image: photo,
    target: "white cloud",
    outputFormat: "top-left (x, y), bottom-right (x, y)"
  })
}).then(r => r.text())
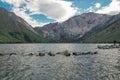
top-left (84, 3), bottom-right (101, 13)
top-left (1, 0), bottom-right (26, 7)
top-left (85, 6), bottom-right (95, 12)
top-left (1, 0), bottom-right (77, 27)
top-left (84, 0), bottom-right (120, 15)
top-left (95, 3), bottom-right (101, 8)
top-left (26, 0), bottom-right (77, 22)
top-left (12, 7), bottom-right (45, 27)
top-left (96, 0), bottom-right (120, 15)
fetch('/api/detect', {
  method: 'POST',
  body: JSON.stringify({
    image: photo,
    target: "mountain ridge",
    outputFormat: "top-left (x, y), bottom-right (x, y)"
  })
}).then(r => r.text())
top-left (0, 7), bottom-right (46, 43)
top-left (0, 7), bottom-right (120, 43)
top-left (34, 12), bottom-right (114, 42)
top-left (81, 15), bottom-right (120, 43)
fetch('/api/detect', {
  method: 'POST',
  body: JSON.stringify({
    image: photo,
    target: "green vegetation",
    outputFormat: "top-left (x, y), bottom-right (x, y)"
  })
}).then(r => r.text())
top-left (81, 19), bottom-right (120, 43)
top-left (0, 8), bottom-right (47, 43)
top-left (0, 7), bottom-right (120, 43)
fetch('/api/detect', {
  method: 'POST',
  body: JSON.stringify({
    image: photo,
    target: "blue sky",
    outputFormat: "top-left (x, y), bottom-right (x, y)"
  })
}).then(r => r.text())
top-left (66, 0), bottom-right (110, 10)
top-left (0, 0), bottom-right (120, 27)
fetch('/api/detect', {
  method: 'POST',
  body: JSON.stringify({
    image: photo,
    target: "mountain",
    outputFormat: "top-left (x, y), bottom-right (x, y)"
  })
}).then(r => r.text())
top-left (0, 7), bottom-right (46, 43)
top-left (81, 13), bottom-right (120, 43)
top-left (34, 12), bottom-right (112, 42)
top-left (1, 7), bottom-right (120, 43)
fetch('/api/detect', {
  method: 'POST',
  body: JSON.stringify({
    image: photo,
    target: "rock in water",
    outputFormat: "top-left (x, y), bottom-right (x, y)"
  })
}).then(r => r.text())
top-left (9, 53), bottom-right (17, 56)
top-left (28, 53), bottom-right (34, 56)
top-left (73, 52), bottom-right (82, 56)
top-left (39, 52), bottom-right (45, 56)
top-left (64, 50), bottom-right (71, 56)
top-left (48, 52), bottom-right (55, 56)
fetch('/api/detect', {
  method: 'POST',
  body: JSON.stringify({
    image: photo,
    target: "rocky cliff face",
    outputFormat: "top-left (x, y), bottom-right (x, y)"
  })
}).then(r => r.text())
top-left (34, 12), bottom-right (112, 42)
top-left (80, 13), bottom-right (120, 43)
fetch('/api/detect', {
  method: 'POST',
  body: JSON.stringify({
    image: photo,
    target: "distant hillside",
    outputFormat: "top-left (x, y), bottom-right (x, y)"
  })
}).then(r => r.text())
top-left (0, 7), bottom-right (46, 43)
top-left (35, 12), bottom-right (120, 43)
top-left (34, 12), bottom-right (112, 42)
top-left (81, 14), bottom-right (120, 43)
top-left (1, 7), bottom-right (120, 43)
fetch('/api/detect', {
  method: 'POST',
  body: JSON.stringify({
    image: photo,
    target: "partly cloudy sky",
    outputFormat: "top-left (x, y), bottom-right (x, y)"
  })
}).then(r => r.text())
top-left (0, 0), bottom-right (120, 27)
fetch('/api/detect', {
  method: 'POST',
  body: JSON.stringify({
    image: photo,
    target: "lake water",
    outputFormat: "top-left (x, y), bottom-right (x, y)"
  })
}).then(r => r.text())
top-left (0, 44), bottom-right (120, 80)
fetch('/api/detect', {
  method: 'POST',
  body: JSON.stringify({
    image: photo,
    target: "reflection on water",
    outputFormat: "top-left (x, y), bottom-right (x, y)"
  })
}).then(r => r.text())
top-left (0, 44), bottom-right (120, 80)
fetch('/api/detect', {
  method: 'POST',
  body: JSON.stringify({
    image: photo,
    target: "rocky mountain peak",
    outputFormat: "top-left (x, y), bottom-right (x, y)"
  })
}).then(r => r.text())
top-left (34, 12), bottom-right (113, 42)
